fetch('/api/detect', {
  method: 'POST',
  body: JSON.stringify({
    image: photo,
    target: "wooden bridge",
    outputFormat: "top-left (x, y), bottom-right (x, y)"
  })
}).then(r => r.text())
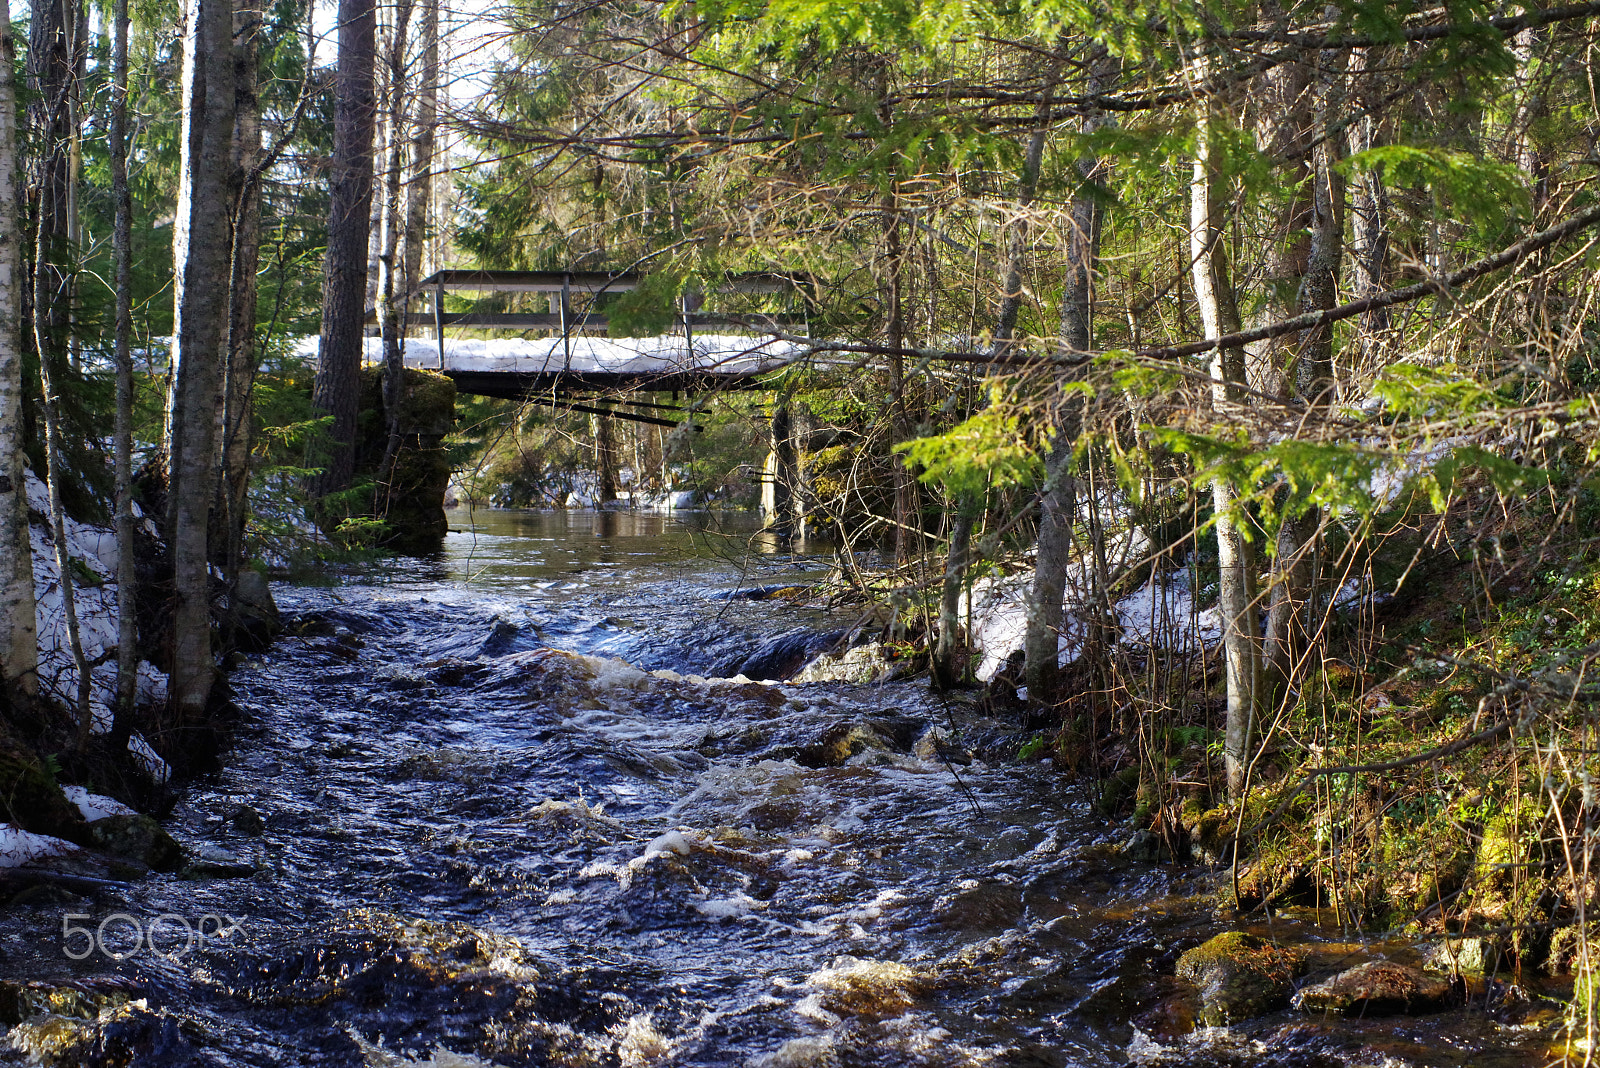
top-left (401, 269), bottom-right (814, 417)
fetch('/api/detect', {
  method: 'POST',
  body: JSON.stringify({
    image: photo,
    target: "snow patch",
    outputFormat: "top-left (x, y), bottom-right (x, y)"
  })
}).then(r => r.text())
top-left (293, 334), bottom-right (809, 379)
top-left (61, 786), bottom-right (137, 821)
top-left (0, 825), bottom-right (79, 868)
top-left (25, 473), bottom-right (172, 765)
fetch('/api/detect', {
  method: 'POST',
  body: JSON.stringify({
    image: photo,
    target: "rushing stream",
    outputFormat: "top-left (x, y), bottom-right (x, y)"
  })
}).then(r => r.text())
top-left (0, 509), bottom-right (1567, 1066)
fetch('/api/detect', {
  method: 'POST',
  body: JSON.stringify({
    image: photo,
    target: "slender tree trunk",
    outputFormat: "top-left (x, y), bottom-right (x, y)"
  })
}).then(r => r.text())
top-left (1025, 53), bottom-right (1110, 700)
top-left (0, 4), bottom-right (38, 702)
top-left (883, 180), bottom-right (913, 562)
top-left (375, 0), bottom-right (416, 496)
top-left (27, 0), bottom-right (81, 324)
top-left (1265, 41), bottom-right (1346, 686)
top-left (109, 0), bottom-right (136, 735)
top-left (401, 0), bottom-right (437, 295)
top-left (1347, 49), bottom-right (1389, 357)
top-left (34, 208), bottom-right (91, 740)
top-left (221, 0), bottom-right (263, 582)
top-left (165, 0), bottom-right (238, 726)
top-left (310, 0), bottom-right (378, 504)
top-left (1192, 98), bottom-right (1262, 799)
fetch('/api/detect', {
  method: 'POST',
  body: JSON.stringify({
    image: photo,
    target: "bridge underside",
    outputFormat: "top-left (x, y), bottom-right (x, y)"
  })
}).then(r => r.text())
top-left (442, 368), bottom-right (773, 401)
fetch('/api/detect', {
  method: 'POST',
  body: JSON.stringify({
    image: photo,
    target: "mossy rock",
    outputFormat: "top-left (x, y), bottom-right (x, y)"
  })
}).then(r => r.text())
top-left (1293, 960), bottom-right (1456, 1016)
top-left (86, 814), bottom-right (182, 872)
top-left (350, 366), bottom-right (456, 555)
top-left (1179, 801), bottom-right (1236, 865)
top-left (1421, 936), bottom-right (1502, 977)
top-left (0, 744), bottom-right (87, 844)
top-left (1176, 932), bottom-right (1307, 1025)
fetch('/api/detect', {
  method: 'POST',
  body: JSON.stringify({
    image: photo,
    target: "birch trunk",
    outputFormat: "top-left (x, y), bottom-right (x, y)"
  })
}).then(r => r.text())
top-left (166, 0), bottom-right (238, 725)
top-left (0, 3), bottom-right (37, 701)
top-left (1191, 100), bottom-right (1262, 799)
top-left (310, 0), bottom-right (378, 503)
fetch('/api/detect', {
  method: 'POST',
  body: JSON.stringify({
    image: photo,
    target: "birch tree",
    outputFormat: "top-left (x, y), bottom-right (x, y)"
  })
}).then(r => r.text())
top-left (1191, 93), bottom-right (1262, 798)
top-left (0, 1), bottom-right (38, 703)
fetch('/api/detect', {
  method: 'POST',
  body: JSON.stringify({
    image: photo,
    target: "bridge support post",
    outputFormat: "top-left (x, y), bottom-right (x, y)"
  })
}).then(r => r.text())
top-left (764, 405), bottom-right (799, 536)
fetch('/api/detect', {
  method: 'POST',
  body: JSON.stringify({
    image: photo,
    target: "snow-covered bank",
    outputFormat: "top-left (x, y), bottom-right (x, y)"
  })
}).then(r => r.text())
top-left (962, 523), bottom-right (1223, 681)
top-left (22, 472), bottom-right (170, 782)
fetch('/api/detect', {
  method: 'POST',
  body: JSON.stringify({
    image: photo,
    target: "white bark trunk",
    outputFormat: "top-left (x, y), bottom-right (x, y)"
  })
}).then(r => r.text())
top-left (0, 3), bottom-right (38, 700)
top-left (1192, 100), bottom-right (1262, 799)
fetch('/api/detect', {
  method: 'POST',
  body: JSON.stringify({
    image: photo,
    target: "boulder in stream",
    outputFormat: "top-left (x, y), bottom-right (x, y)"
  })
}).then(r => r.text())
top-left (1293, 960), bottom-right (1456, 1016)
top-left (791, 641), bottom-right (915, 684)
top-left (1175, 932), bottom-right (1306, 1025)
top-left (86, 814), bottom-right (182, 872)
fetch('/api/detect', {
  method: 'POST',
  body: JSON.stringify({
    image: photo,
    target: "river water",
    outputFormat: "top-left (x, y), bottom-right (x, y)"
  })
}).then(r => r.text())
top-left (0, 509), bottom-right (1565, 1066)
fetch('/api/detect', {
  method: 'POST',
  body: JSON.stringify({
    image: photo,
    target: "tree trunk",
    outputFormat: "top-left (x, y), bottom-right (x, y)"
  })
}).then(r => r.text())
top-left (1264, 42), bottom-right (1346, 686)
top-left (165, 0), bottom-right (238, 726)
top-left (400, 0), bottom-right (438, 296)
top-left (1191, 98), bottom-right (1262, 799)
top-left (310, 0), bottom-right (378, 504)
top-left (110, 0), bottom-right (136, 735)
top-left (375, 0), bottom-right (416, 499)
top-left (1024, 53), bottom-right (1109, 700)
top-left (33, 217), bottom-right (90, 739)
top-left (0, 4), bottom-right (38, 702)
top-left (883, 180), bottom-right (914, 562)
top-left (27, 0), bottom-right (83, 323)
top-left (221, 0), bottom-right (263, 582)
top-left (1347, 49), bottom-right (1389, 356)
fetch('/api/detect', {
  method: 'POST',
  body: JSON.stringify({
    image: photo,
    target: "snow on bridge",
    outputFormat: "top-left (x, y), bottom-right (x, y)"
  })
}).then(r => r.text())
top-left (387, 333), bottom-right (806, 398)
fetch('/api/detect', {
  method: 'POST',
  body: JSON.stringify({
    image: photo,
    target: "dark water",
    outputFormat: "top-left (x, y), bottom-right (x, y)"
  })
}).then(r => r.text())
top-left (0, 509), bottom-right (1566, 1066)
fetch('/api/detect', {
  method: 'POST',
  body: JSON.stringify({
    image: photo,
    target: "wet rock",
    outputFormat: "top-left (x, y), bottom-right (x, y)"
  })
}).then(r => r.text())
top-left (1175, 932), bottom-right (1306, 1025)
top-left (1293, 960), bottom-right (1456, 1016)
top-left (1121, 828), bottom-right (1175, 863)
top-left (913, 727), bottom-right (973, 765)
top-left (796, 955), bottom-right (928, 1022)
top-left (1130, 983), bottom-right (1201, 1040)
top-left (477, 616), bottom-right (530, 657)
top-left (934, 880), bottom-right (1023, 932)
top-left (0, 976), bottom-right (144, 1027)
top-left (1421, 936), bottom-right (1501, 977)
top-left (716, 629), bottom-right (850, 681)
top-left (9, 1000), bottom-right (198, 1063)
top-left (86, 814), bottom-right (182, 872)
top-left (233, 568), bottom-right (281, 647)
top-left (184, 844), bottom-right (258, 879)
top-left (794, 722), bottom-right (891, 768)
top-left (792, 641), bottom-right (915, 685)
top-left (230, 805), bottom-right (266, 836)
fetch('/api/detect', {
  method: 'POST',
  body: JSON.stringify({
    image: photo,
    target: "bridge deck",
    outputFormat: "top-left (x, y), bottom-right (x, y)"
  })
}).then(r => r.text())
top-left (382, 335), bottom-right (802, 400)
